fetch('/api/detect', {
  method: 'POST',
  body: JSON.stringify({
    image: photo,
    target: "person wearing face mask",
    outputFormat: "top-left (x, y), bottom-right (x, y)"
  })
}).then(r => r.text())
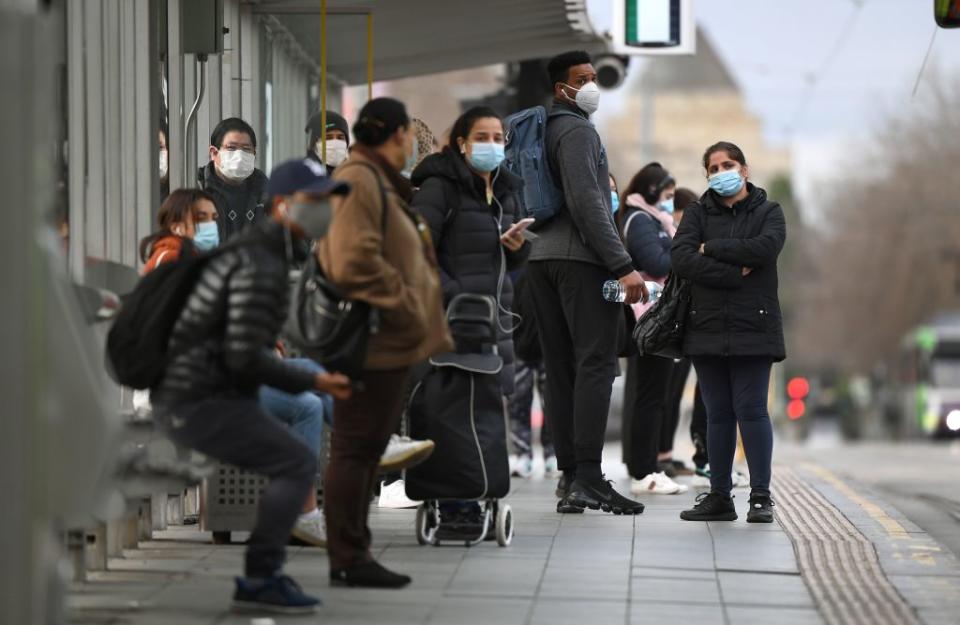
top-left (609, 173), bottom-right (620, 214)
top-left (139, 188), bottom-right (218, 273)
top-left (528, 50), bottom-right (648, 516)
top-left (198, 117), bottom-right (269, 242)
top-left (159, 123), bottom-right (170, 202)
top-left (150, 160), bottom-right (354, 613)
top-left (318, 97), bottom-right (452, 589)
top-left (672, 141), bottom-right (786, 525)
top-left (614, 163), bottom-right (690, 497)
top-left (305, 110), bottom-right (350, 172)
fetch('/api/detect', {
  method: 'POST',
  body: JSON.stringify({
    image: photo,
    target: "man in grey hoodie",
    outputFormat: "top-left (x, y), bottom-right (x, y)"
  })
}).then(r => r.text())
top-left (527, 50), bottom-right (648, 515)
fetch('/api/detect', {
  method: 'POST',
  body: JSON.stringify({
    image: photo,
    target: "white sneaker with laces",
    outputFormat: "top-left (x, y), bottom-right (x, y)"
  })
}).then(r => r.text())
top-left (291, 509), bottom-right (326, 547)
top-left (732, 470), bottom-right (750, 488)
top-left (630, 472), bottom-right (688, 495)
top-left (509, 454), bottom-right (533, 478)
top-left (377, 480), bottom-right (420, 509)
top-left (378, 435), bottom-right (435, 473)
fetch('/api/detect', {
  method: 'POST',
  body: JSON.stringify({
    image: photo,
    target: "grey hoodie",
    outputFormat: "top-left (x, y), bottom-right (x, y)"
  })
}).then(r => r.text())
top-left (528, 100), bottom-right (634, 278)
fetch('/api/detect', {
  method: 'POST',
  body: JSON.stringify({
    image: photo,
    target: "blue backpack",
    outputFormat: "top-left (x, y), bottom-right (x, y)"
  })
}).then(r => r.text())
top-left (503, 106), bottom-right (579, 226)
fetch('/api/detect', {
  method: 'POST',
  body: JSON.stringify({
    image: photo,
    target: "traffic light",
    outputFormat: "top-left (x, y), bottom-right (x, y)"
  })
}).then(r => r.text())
top-left (786, 376), bottom-right (810, 420)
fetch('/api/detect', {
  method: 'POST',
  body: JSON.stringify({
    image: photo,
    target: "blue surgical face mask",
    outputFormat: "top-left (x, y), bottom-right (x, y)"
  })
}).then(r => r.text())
top-left (194, 221), bottom-right (220, 251)
top-left (467, 142), bottom-right (505, 173)
top-left (658, 197), bottom-right (675, 214)
top-left (708, 169), bottom-right (745, 197)
top-left (611, 191), bottom-right (620, 213)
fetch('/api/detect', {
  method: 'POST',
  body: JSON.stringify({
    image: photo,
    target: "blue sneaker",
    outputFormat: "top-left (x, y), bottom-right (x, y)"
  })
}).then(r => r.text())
top-left (231, 574), bottom-right (321, 614)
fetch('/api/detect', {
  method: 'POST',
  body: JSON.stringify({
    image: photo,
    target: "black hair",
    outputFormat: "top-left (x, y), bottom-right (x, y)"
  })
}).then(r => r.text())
top-left (210, 117), bottom-right (257, 149)
top-left (139, 188), bottom-right (216, 262)
top-left (702, 141), bottom-right (747, 170)
top-left (352, 98), bottom-right (410, 147)
top-left (547, 50), bottom-right (592, 86)
top-left (617, 162), bottom-right (675, 232)
top-left (448, 106), bottom-right (502, 153)
top-left (674, 187), bottom-right (698, 214)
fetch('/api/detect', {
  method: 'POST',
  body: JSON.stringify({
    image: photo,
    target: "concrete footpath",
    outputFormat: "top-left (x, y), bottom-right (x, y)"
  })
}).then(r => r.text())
top-left (66, 452), bottom-right (960, 625)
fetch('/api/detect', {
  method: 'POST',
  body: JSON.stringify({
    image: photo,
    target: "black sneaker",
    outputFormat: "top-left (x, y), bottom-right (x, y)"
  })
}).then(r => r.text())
top-left (747, 494), bottom-right (775, 524)
top-left (680, 491), bottom-right (737, 522)
top-left (563, 477), bottom-right (644, 515)
top-left (232, 574), bottom-right (320, 614)
top-left (555, 471), bottom-right (585, 513)
top-left (330, 560), bottom-right (411, 589)
top-left (657, 461), bottom-right (678, 478)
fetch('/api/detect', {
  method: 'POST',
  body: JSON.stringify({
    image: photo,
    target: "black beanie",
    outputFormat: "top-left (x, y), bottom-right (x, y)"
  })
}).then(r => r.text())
top-left (305, 110), bottom-right (350, 146)
top-left (352, 98), bottom-right (409, 147)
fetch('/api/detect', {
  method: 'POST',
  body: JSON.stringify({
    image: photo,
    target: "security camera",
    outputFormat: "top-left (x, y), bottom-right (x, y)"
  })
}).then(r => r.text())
top-left (595, 55), bottom-right (630, 90)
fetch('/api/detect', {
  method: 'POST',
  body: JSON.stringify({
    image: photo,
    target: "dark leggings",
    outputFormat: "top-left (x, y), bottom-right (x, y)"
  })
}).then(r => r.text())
top-left (691, 356), bottom-right (773, 497)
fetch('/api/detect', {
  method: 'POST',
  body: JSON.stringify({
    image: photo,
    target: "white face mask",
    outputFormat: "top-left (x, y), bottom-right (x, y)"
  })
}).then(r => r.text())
top-left (218, 149), bottom-right (256, 181)
top-left (563, 81), bottom-right (601, 115)
top-left (316, 138), bottom-right (348, 167)
top-left (159, 149), bottom-right (168, 179)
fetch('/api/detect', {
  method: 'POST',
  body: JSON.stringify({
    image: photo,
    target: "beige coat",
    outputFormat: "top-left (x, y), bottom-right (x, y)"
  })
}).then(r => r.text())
top-left (319, 151), bottom-right (452, 370)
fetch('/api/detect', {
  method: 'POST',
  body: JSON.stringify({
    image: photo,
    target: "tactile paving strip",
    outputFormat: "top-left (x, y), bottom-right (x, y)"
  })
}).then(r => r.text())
top-left (775, 469), bottom-right (923, 625)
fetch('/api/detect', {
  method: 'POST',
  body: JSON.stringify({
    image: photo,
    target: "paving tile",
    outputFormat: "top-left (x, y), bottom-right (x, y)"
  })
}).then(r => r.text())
top-left (717, 571), bottom-right (813, 608)
top-left (713, 529), bottom-right (799, 574)
top-left (725, 605), bottom-right (825, 625)
top-left (887, 574), bottom-right (960, 609)
top-left (628, 602), bottom-right (725, 625)
top-left (427, 596), bottom-right (530, 625)
top-left (633, 566), bottom-right (716, 580)
top-left (630, 577), bottom-right (721, 605)
top-left (529, 598), bottom-right (627, 625)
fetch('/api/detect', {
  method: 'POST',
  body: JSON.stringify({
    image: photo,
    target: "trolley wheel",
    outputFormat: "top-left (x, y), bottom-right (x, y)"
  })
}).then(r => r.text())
top-left (211, 531), bottom-right (231, 545)
top-left (415, 503), bottom-right (438, 546)
top-left (495, 503), bottom-right (514, 547)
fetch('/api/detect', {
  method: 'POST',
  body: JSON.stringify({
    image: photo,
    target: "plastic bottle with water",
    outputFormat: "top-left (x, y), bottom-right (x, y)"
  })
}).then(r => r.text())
top-left (602, 280), bottom-right (663, 303)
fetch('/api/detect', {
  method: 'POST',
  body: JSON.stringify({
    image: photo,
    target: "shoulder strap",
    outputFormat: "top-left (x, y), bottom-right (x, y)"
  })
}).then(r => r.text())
top-left (337, 161), bottom-right (388, 235)
top-left (623, 209), bottom-right (654, 240)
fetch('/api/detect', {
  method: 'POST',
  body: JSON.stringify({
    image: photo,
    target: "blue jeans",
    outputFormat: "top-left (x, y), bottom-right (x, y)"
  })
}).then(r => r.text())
top-left (691, 356), bottom-right (773, 497)
top-left (258, 358), bottom-right (333, 458)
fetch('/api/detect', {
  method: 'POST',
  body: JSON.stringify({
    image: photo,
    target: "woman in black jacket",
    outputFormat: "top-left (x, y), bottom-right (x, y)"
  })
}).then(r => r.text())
top-left (616, 163), bottom-right (689, 497)
top-left (671, 141), bottom-right (786, 524)
top-left (410, 106), bottom-right (530, 395)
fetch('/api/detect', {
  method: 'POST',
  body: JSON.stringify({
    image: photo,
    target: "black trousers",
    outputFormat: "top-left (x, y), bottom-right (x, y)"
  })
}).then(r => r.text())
top-left (692, 382), bottom-right (709, 469)
top-left (526, 260), bottom-right (620, 470)
top-left (659, 358), bottom-right (690, 453)
top-left (159, 397), bottom-right (315, 578)
top-left (625, 353), bottom-right (674, 479)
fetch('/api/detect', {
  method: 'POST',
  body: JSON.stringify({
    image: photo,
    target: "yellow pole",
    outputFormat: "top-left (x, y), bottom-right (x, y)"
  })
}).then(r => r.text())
top-left (367, 12), bottom-right (374, 101)
top-left (320, 0), bottom-right (328, 169)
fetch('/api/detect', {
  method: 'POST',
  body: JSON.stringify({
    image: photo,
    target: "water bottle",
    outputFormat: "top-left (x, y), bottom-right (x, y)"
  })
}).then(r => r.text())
top-left (602, 280), bottom-right (663, 303)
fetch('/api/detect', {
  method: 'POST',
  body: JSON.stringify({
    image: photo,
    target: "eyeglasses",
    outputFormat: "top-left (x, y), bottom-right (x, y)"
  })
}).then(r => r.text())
top-left (219, 144), bottom-right (256, 155)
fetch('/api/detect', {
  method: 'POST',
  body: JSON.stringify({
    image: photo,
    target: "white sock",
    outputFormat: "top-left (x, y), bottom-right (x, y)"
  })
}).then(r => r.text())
top-left (299, 507), bottom-right (321, 521)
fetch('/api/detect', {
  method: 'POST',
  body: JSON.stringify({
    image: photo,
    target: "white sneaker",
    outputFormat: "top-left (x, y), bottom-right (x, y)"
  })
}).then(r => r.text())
top-left (291, 509), bottom-right (326, 547)
top-left (377, 480), bottom-right (420, 509)
top-left (509, 454), bottom-right (534, 478)
top-left (543, 455), bottom-right (560, 478)
top-left (630, 472), bottom-right (689, 495)
top-left (378, 435), bottom-right (435, 474)
top-left (732, 470), bottom-right (750, 488)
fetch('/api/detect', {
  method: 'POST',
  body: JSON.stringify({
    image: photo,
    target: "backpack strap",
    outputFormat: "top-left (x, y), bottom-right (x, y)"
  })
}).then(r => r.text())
top-left (622, 209), bottom-right (654, 240)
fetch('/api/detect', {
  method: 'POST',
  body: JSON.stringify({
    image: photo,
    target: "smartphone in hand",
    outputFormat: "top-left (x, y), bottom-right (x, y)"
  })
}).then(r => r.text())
top-left (501, 218), bottom-right (536, 241)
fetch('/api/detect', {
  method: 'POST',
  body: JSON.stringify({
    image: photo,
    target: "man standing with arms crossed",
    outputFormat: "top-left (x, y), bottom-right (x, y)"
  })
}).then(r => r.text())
top-left (527, 51), bottom-right (648, 515)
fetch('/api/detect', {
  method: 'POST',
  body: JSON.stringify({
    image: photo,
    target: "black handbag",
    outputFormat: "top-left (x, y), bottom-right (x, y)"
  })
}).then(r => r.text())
top-left (632, 272), bottom-right (691, 359)
top-left (284, 162), bottom-right (387, 375)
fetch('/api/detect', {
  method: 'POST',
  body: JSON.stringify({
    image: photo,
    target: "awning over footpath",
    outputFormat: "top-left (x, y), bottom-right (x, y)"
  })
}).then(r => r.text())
top-left (249, 0), bottom-right (607, 84)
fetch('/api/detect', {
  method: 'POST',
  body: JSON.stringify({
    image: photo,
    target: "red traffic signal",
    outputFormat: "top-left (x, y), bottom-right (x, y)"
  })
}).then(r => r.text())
top-left (787, 399), bottom-right (806, 420)
top-left (787, 377), bottom-right (810, 400)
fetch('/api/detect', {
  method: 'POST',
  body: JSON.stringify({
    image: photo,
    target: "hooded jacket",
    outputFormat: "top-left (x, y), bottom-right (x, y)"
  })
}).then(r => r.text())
top-left (671, 184), bottom-right (787, 361)
top-left (410, 148), bottom-right (530, 394)
top-left (197, 162), bottom-right (269, 242)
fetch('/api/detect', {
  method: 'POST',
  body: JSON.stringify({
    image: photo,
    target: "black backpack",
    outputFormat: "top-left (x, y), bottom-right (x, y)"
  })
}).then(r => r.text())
top-left (105, 240), bottom-right (220, 389)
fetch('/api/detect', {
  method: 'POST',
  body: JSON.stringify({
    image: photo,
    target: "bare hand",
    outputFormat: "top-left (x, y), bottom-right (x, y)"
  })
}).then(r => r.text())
top-left (500, 230), bottom-right (524, 252)
top-left (698, 243), bottom-right (705, 254)
top-left (619, 270), bottom-right (649, 305)
top-left (316, 371), bottom-right (353, 400)
top-left (742, 267), bottom-right (752, 276)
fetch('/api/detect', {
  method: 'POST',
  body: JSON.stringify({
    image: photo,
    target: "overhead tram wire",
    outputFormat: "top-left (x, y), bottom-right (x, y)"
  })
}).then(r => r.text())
top-left (911, 27), bottom-right (939, 99)
top-left (785, 0), bottom-right (866, 137)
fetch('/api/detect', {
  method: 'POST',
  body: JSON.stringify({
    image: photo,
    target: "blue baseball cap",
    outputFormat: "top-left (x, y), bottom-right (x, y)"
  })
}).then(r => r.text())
top-left (267, 158), bottom-right (351, 199)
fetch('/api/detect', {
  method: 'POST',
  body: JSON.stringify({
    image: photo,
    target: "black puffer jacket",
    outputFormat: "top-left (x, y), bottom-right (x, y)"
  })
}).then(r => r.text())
top-left (151, 221), bottom-right (315, 407)
top-left (411, 148), bottom-right (530, 394)
top-left (198, 162), bottom-right (269, 242)
top-left (671, 184), bottom-right (786, 361)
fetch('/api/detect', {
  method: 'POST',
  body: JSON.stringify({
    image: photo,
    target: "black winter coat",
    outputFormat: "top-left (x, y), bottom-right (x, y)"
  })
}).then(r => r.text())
top-left (671, 184), bottom-right (786, 361)
top-left (198, 162), bottom-right (269, 242)
top-left (151, 221), bottom-right (316, 407)
top-left (411, 149), bottom-right (531, 394)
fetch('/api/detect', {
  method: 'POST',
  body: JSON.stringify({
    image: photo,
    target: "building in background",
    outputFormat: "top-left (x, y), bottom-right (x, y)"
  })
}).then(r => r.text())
top-left (603, 29), bottom-right (790, 192)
